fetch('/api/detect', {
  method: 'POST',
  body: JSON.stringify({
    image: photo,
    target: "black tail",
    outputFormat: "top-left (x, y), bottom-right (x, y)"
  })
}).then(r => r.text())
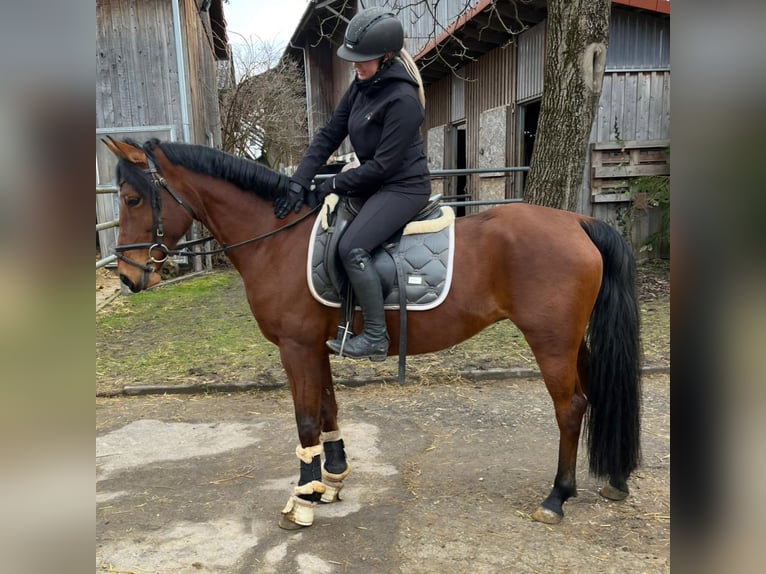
top-left (580, 219), bottom-right (642, 479)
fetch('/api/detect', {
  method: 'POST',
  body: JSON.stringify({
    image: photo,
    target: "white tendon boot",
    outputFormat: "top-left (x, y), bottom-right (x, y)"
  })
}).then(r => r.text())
top-left (278, 444), bottom-right (325, 530)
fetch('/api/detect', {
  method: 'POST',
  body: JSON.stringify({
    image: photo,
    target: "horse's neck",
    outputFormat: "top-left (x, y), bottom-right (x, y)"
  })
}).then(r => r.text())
top-left (186, 178), bottom-right (274, 248)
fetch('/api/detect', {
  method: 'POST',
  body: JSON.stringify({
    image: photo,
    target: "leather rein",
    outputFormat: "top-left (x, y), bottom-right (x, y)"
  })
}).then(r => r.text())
top-left (113, 150), bottom-right (319, 275)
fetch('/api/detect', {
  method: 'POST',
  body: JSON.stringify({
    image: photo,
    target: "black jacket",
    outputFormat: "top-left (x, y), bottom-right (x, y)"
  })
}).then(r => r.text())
top-left (292, 59), bottom-right (431, 197)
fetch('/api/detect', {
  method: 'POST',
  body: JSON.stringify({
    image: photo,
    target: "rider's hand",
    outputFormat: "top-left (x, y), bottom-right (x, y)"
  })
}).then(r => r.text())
top-left (274, 180), bottom-right (306, 219)
top-left (315, 177), bottom-right (337, 202)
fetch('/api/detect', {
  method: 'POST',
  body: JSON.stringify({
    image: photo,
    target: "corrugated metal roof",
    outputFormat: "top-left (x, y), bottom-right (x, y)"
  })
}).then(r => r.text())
top-left (607, 7), bottom-right (670, 70)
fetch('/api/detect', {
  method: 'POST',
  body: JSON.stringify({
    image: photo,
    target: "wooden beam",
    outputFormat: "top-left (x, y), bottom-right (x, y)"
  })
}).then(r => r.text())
top-left (591, 138), bottom-right (670, 150)
top-left (593, 164), bottom-right (670, 178)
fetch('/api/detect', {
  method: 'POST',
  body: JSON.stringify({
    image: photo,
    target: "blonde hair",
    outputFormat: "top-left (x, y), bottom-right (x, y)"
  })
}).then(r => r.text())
top-left (397, 49), bottom-right (426, 108)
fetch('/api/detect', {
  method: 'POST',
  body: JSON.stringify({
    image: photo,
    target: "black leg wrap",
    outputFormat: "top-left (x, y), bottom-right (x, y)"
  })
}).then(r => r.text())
top-left (323, 439), bottom-right (348, 475)
top-left (298, 455), bottom-right (322, 502)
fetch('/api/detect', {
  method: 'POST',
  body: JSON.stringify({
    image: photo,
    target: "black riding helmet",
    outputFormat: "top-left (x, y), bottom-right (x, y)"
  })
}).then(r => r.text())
top-left (336, 7), bottom-right (404, 62)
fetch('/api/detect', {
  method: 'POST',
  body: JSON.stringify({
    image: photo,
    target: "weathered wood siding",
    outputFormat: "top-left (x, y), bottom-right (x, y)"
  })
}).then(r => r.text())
top-left (463, 43), bottom-right (515, 204)
top-left (96, 0), bottom-right (181, 131)
top-left (516, 20), bottom-right (545, 103)
top-left (96, 0), bottom-right (222, 145)
top-left (400, 0), bottom-right (484, 55)
top-left (182, 0), bottom-right (223, 145)
top-left (592, 70), bottom-right (670, 142)
top-left (96, 0), bottom-right (225, 261)
top-left (584, 70), bottom-right (670, 216)
top-left (423, 74), bottom-right (452, 147)
top-left (301, 26), bottom-right (358, 162)
top-left (586, 70), bottom-right (670, 255)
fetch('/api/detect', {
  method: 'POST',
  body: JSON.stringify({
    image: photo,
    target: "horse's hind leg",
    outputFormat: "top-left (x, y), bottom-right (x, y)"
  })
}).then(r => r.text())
top-left (530, 342), bottom-right (588, 525)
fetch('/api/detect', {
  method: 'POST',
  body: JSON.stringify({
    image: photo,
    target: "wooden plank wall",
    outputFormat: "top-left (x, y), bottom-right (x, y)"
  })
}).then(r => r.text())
top-left (302, 30), bottom-right (356, 161)
top-left (592, 70), bottom-right (671, 142)
top-left (586, 70), bottom-right (671, 256)
top-left (96, 0), bottom-right (181, 133)
top-left (181, 0), bottom-right (223, 146)
top-left (591, 139), bottom-right (670, 201)
top-left (96, 0), bottom-right (222, 146)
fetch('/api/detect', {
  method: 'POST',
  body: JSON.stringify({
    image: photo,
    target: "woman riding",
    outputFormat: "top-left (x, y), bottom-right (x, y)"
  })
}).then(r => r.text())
top-left (275, 7), bottom-right (431, 361)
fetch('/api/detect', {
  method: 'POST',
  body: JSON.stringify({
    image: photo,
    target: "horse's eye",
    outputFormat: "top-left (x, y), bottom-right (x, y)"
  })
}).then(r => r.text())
top-left (125, 196), bottom-right (141, 207)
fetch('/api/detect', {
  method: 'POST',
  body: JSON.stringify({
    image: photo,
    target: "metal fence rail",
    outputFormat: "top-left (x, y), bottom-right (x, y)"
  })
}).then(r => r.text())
top-left (96, 166), bottom-right (528, 269)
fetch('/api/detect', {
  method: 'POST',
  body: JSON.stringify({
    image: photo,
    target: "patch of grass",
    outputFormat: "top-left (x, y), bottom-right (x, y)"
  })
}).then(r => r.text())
top-left (97, 271), bottom-right (282, 395)
top-left (97, 266), bottom-right (669, 395)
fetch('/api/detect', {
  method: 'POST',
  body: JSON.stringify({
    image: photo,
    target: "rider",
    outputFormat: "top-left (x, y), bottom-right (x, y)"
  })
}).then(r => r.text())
top-left (275, 7), bottom-right (431, 361)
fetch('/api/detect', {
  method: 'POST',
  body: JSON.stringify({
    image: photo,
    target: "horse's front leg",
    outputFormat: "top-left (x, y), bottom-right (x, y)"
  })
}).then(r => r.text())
top-left (277, 341), bottom-right (348, 529)
top-left (319, 371), bottom-right (351, 504)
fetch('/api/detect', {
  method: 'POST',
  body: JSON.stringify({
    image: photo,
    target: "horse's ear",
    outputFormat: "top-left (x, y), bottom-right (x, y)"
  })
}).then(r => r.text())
top-left (101, 136), bottom-right (147, 167)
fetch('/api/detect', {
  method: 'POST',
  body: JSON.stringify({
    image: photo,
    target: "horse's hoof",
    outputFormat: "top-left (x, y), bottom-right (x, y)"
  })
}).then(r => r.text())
top-left (599, 483), bottom-right (629, 500)
top-left (278, 516), bottom-right (309, 530)
top-left (532, 506), bottom-right (563, 524)
top-left (280, 495), bottom-right (315, 528)
top-left (320, 478), bottom-right (344, 503)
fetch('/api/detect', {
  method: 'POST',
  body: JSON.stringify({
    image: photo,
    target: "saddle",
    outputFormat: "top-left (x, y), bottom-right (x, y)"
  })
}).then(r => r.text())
top-left (307, 193), bottom-right (456, 383)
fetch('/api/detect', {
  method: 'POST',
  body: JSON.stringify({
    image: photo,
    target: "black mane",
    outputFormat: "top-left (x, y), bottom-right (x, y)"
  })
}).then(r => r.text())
top-left (116, 138), bottom-right (289, 201)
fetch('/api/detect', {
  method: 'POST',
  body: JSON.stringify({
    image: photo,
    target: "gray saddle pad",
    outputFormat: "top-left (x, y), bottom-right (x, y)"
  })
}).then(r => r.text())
top-left (306, 203), bottom-right (455, 311)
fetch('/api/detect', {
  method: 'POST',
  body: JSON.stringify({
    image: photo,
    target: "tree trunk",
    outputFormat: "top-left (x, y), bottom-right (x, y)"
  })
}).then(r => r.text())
top-left (523, 0), bottom-right (610, 211)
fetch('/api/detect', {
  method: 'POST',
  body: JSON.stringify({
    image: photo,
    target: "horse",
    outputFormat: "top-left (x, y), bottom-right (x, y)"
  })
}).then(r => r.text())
top-left (102, 137), bottom-right (642, 529)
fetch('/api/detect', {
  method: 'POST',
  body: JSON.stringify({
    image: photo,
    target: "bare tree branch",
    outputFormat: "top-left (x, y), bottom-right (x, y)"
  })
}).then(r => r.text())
top-left (218, 37), bottom-right (308, 169)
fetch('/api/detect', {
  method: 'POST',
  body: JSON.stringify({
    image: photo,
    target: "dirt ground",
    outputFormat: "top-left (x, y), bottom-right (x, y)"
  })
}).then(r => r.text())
top-left (97, 373), bottom-right (669, 574)
top-left (96, 265), bottom-right (123, 310)
top-left (96, 258), bottom-right (670, 573)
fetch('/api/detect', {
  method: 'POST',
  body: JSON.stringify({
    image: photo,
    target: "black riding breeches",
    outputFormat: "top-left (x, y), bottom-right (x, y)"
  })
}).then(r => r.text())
top-left (337, 190), bottom-right (430, 261)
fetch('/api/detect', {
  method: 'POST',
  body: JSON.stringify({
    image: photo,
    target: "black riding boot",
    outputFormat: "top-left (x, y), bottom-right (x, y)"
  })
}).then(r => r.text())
top-left (327, 248), bottom-right (389, 361)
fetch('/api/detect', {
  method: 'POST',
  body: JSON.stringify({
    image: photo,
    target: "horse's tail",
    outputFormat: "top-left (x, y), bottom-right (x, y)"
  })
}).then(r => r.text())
top-left (580, 219), bottom-right (642, 480)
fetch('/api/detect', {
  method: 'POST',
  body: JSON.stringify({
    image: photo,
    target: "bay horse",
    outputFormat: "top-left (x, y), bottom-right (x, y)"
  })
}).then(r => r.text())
top-left (103, 137), bottom-right (641, 529)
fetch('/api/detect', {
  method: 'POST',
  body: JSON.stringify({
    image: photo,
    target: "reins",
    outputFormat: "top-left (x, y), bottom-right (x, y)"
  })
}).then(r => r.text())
top-left (114, 148), bottom-right (319, 271)
top-left (115, 204), bottom-right (319, 260)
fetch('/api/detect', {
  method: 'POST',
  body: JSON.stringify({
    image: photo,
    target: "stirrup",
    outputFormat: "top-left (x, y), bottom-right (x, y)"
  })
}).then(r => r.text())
top-left (326, 334), bottom-right (388, 361)
top-left (326, 321), bottom-right (353, 356)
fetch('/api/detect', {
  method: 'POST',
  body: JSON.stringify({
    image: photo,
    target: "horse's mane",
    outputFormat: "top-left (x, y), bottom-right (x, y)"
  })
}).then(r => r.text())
top-left (116, 138), bottom-right (289, 201)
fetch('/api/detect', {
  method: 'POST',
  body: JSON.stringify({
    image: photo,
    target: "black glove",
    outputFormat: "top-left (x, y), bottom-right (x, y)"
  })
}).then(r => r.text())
top-left (315, 176), bottom-right (338, 202)
top-left (274, 180), bottom-right (306, 219)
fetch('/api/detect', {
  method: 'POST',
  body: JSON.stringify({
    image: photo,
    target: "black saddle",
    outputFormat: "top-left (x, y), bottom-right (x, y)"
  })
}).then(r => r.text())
top-left (307, 193), bottom-right (455, 385)
top-left (321, 194), bottom-right (444, 298)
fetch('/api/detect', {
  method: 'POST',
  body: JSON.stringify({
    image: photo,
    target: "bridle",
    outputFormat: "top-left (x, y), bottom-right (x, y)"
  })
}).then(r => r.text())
top-left (113, 152), bottom-right (196, 278)
top-left (113, 147), bottom-right (319, 287)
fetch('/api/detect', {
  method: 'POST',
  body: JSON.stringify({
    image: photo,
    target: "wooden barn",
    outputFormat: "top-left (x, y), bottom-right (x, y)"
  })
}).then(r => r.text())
top-left (96, 0), bottom-right (230, 266)
top-left (285, 0), bottom-right (670, 253)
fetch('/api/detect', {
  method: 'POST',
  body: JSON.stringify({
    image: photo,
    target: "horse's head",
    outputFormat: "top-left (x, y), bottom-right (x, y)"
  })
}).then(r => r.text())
top-left (102, 137), bottom-right (194, 292)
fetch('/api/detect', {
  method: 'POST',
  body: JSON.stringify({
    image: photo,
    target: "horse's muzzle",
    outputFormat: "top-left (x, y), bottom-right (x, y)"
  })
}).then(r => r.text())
top-left (119, 273), bottom-right (142, 293)
top-left (118, 264), bottom-right (161, 293)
